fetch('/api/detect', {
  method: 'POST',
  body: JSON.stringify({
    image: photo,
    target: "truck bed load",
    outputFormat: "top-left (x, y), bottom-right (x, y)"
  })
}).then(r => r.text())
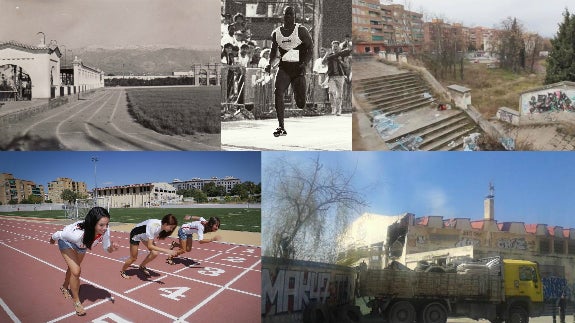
top-left (358, 267), bottom-right (503, 302)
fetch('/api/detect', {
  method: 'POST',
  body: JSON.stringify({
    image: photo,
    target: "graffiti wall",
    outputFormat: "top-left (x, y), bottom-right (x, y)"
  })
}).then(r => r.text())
top-left (542, 276), bottom-right (573, 301)
top-left (490, 233), bottom-right (537, 252)
top-left (520, 86), bottom-right (575, 115)
top-left (261, 257), bottom-right (356, 319)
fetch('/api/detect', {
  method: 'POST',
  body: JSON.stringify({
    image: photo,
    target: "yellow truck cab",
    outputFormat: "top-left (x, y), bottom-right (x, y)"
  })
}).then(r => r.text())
top-left (502, 259), bottom-right (544, 303)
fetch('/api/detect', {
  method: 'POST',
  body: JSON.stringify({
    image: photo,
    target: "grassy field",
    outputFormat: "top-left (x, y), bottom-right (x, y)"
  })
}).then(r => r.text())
top-left (126, 87), bottom-right (220, 135)
top-left (0, 208), bottom-right (261, 232)
top-left (435, 61), bottom-right (546, 118)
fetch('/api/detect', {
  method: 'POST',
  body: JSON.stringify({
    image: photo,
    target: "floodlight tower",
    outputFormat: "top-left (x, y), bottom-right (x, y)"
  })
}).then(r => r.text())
top-left (91, 157), bottom-right (99, 206)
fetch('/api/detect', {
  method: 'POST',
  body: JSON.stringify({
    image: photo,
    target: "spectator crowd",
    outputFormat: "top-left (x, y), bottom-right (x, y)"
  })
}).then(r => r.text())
top-left (221, 11), bottom-right (352, 115)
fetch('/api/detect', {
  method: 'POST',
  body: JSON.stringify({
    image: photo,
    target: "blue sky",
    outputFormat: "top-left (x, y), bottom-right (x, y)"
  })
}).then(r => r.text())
top-left (262, 152), bottom-right (575, 229)
top-left (1, 151), bottom-right (261, 189)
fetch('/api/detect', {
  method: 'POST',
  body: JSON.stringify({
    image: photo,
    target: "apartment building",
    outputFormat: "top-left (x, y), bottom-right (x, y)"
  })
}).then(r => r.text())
top-left (352, 1), bottom-right (423, 54)
top-left (0, 173), bottom-right (45, 204)
top-left (47, 177), bottom-right (88, 203)
top-left (352, 0), bottom-right (385, 53)
top-left (171, 176), bottom-right (241, 194)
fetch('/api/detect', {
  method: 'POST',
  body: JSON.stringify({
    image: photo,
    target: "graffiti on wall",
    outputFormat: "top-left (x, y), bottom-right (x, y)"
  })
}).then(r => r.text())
top-left (416, 236), bottom-right (427, 246)
top-left (497, 237), bottom-right (528, 250)
top-left (521, 89), bottom-right (575, 114)
top-left (542, 276), bottom-right (574, 300)
top-left (455, 237), bottom-right (480, 247)
top-left (261, 268), bottom-right (353, 316)
top-left (498, 109), bottom-right (516, 123)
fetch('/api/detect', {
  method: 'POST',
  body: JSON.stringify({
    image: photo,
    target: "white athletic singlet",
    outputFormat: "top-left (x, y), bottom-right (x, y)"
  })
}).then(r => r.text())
top-left (273, 23), bottom-right (303, 62)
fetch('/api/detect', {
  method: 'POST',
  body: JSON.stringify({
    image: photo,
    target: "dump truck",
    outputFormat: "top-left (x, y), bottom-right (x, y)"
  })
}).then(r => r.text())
top-left (357, 257), bottom-right (545, 323)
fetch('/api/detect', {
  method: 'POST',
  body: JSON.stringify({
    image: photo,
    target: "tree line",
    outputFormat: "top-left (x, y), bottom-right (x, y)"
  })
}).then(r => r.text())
top-left (2, 182), bottom-right (261, 206)
top-left (419, 9), bottom-right (575, 84)
top-left (105, 76), bottom-right (218, 87)
top-left (105, 76), bottom-right (197, 87)
top-left (177, 181), bottom-right (261, 204)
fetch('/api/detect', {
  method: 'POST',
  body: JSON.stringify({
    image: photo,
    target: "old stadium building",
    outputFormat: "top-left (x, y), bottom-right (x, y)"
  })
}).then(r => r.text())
top-left (0, 39), bottom-right (104, 100)
top-left (95, 182), bottom-right (180, 208)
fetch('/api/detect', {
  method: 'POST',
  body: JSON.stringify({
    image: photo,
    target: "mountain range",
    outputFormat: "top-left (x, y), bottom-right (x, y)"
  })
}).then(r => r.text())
top-left (68, 47), bottom-right (220, 76)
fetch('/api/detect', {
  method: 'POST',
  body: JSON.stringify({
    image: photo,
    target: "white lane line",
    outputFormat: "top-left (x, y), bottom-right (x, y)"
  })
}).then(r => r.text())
top-left (124, 275), bottom-right (168, 294)
top-left (0, 297), bottom-right (22, 323)
top-left (55, 89), bottom-right (117, 149)
top-left (0, 242), bottom-right (178, 322)
top-left (46, 298), bottom-right (109, 323)
top-left (83, 90), bottom-right (125, 150)
top-left (225, 245), bottom-right (240, 253)
top-left (178, 259), bottom-right (261, 321)
top-left (88, 251), bottom-right (223, 289)
top-left (22, 91), bottom-right (108, 135)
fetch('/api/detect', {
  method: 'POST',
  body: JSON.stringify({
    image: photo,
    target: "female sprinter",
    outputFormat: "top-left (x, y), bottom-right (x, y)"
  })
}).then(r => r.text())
top-left (165, 215), bottom-right (221, 265)
top-left (50, 206), bottom-right (120, 316)
top-left (120, 214), bottom-right (178, 279)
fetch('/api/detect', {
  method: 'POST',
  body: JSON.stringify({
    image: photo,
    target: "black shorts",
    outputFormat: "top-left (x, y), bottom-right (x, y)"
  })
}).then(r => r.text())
top-left (129, 225), bottom-right (147, 245)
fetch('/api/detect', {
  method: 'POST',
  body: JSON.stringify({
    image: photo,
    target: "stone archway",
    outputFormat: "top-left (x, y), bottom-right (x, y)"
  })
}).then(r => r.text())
top-left (199, 69), bottom-right (208, 86)
top-left (0, 64), bottom-right (32, 101)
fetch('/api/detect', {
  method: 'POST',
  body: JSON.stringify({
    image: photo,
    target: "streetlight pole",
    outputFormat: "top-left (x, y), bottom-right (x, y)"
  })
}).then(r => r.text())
top-left (91, 157), bottom-right (98, 206)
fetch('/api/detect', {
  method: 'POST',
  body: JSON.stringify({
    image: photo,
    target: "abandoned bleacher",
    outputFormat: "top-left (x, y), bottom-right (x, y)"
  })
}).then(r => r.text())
top-left (354, 71), bottom-right (481, 151)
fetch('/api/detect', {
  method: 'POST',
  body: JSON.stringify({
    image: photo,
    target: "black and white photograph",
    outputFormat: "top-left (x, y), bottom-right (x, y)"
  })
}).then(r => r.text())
top-left (220, 0), bottom-right (353, 151)
top-left (0, 0), bottom-right (221, 151)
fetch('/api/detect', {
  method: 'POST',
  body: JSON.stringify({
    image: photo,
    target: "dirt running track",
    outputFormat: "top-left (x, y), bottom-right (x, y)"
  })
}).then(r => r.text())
top-left (0, 218), bottom-right (260, 322)
top-left (0, 88), bottom-right (220, 151)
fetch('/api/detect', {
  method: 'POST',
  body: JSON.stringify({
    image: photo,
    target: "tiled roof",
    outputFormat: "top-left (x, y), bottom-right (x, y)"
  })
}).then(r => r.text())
top-left (470, 221), bottom-right (484, 230)
top-left (417, 216), bottom-right (429, 226)
top-left (416, 215), bottom-right (573, 238)
top-left (525, 224), bottom-right (537, 234)
top-left (0, 40), bottom-right (53, 53)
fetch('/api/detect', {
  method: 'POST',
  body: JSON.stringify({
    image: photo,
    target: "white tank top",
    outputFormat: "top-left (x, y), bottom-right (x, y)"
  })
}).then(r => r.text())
top-left (273, 23), bottom-right (302, 62)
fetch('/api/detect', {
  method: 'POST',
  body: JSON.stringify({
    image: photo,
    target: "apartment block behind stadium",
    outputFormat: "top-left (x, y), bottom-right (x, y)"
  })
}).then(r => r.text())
top-left (170, 176), bottom-right (241, 194)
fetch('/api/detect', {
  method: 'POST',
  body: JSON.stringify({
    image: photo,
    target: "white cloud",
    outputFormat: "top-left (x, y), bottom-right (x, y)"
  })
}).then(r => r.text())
top-left (417, 186), bottom-right (455, 217)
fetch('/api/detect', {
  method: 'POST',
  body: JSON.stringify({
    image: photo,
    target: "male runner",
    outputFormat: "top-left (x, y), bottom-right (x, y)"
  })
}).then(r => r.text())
top-left (265, 6), bottom-right (313, 137)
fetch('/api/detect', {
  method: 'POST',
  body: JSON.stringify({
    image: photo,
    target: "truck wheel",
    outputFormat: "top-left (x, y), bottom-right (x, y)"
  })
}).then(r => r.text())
top-left (387, 301), bottom-right (416, 323)
top-left (420, 302), bottom-right (447, 323)
top-left (334, 304), bottom-right (362, 323)
top-left (507, 307), bottom-right (529, 323)
top-left (303, 303), bottom-right (328, 323)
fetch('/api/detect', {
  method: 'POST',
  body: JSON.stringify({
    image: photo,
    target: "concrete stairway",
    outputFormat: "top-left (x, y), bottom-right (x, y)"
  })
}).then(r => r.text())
top-left (385, 111), bottom-right (478, 151)
top-left (354, 72), bottom-right (481, 151)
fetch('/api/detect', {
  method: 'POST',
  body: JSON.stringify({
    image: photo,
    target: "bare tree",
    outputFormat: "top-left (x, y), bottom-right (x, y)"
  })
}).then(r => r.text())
top-left (525, 33), bottom-right (543, 73)
top-left (262, 154), bottom-right (369, 263)
top-left (494, 17), bottom-right (525, 73)
top-left (421, 20), bottom-right (465, 80)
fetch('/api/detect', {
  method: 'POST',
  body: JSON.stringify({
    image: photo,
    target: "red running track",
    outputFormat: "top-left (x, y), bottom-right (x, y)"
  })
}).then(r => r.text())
top-left (0, 218), bottom-right (261, 322)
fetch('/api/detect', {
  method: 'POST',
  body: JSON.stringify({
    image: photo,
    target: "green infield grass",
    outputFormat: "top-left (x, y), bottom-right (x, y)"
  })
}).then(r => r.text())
top-left (0, 208), bottom-right (261, 232)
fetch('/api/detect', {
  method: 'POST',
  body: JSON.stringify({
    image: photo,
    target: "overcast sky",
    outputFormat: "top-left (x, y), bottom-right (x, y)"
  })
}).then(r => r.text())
top-left (392, 0), bottom-right (573, 38)
top-left (0, 0), bottom-right (219, 49)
